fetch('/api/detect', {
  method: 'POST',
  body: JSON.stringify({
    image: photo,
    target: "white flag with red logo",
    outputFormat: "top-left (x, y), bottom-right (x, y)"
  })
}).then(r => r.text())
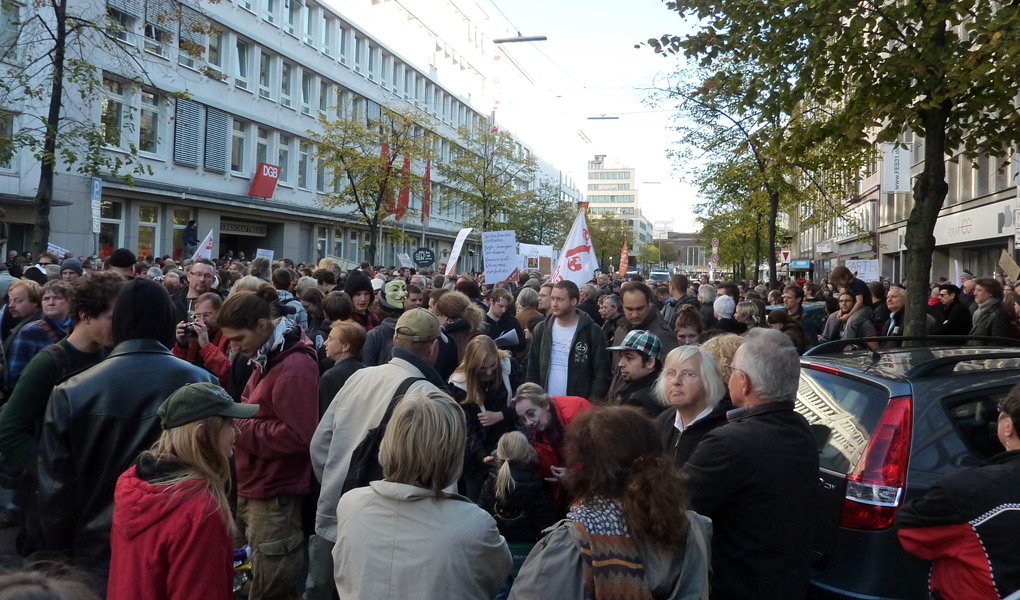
top-left (192, 229), bottom-right (214, 261)
top-left (552, 210), bottom-right (599, 288)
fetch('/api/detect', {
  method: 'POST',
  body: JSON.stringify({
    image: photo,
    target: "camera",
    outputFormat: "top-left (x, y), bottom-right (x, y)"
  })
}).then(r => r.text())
top-left (184, 323), bottom-right (196, 336)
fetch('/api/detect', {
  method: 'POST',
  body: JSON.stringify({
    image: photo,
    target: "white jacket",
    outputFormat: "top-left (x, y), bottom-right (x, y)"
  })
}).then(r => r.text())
top-left (333, 481), bottom-right (512, 600)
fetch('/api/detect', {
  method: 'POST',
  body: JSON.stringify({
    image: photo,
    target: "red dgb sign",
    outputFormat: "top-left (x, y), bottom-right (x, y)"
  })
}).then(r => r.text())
top-left (249, 163), bottom-right (280, 198)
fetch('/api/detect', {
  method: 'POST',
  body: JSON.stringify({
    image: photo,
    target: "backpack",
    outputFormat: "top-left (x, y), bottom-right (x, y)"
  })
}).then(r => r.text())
top-left (340, 376), bottom-right (424, 495)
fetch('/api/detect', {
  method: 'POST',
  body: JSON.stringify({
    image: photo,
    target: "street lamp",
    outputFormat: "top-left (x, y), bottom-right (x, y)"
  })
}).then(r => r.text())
top-left (493, 34), bottom-right (547, 43)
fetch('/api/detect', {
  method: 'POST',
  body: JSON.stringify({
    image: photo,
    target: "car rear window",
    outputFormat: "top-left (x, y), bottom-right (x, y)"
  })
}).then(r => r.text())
top-left (943, 390), bottom-right (1009, 461)
top-left (795, 369), bottom-right (890, 474)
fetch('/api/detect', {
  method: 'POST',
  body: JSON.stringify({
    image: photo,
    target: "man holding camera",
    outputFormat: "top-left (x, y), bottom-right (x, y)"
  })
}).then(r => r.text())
top-left (171, 292), bottom-right (230, 386)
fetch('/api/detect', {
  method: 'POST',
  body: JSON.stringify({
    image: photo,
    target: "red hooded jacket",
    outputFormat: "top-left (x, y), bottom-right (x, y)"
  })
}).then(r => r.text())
top-left (531, 395), bottom-right (592, 478)
top-left (108, 465), bottom-right (233, 600)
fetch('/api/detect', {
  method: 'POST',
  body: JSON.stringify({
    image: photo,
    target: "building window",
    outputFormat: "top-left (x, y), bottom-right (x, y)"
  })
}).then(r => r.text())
top-left (284, 0), bottom-right (299, 34)
top-left (278, 134), bottom-right (291, 184)
top-left (256, 126), bottom-right (269, 165)
top-left (368, 44), bottom-right (378, 80)
top-left (281, 62), bottom-right (293, 107)
top-left (172, 208), bottom-right (191, 259)
top-left (258, 50), bottom-right (272, 98)
top-left (143, 23), bottom-right (172, 57)
top-left (302, 3), bottom-right (313, 45)
top-left (231, 120), bottom-right (246, 173)
top-left (139, 90), bottom-right (160, 154)
top-left (234, 39), bottom-right (249, 90)
top-left (101, 77), bottom-right (127, 149)
top-left (316, 159), bottom-right (326, 192)
top-left (0, 110), bottom-right (14, 170)
top-left (137, 204), bottom-right (159, 258)
top-left (105, 7), bottom-right (134, 45)
top-left (301, 71), bottom-right (312, 114)
top-left (262, 0), bottom-right (275, 24)
top-left (206, 27), bottom-right (224, 71)
top-left (238, 0), bottom-right (253, 14)
top-left (321, 14), bottom-right (331, 55)
top-left (319, 81), bottom-right (330, 113)
top-left (298, 141), bottom-right (309, 189)
top-left (353, 34), bottom-right (361, 72)
top-left (1, 0), bottom-right (20, 59)
top-left (337, 25), bottom-right (346, 63)
top-left (99, 200), bottom-right (123, 259)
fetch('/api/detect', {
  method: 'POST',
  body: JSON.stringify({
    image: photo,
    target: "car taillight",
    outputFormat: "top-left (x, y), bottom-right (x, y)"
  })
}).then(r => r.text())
top-left (840, 395), bottom-right (912, 530)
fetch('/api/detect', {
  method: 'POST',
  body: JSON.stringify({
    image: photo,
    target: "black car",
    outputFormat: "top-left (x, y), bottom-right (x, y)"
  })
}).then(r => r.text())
top-left (796, 339), bottom-right (1020, 599)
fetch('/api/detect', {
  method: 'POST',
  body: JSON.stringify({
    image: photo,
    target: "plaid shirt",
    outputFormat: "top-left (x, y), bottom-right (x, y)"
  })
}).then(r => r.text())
top-left (6, 315), bottom-right (70, 389)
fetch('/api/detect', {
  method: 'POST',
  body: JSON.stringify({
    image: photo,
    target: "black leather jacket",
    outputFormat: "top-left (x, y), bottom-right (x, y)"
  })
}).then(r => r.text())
top-left (36, 339), bottom-right (217, 572)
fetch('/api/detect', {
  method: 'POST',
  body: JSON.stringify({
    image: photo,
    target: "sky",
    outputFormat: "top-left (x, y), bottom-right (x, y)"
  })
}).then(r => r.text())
top-left (487, 0), bottom-right (701, 232)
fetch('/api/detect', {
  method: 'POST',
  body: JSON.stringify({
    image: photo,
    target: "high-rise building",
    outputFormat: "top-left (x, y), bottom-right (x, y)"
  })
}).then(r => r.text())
top-left (586, 154), bottom-right (652, 246)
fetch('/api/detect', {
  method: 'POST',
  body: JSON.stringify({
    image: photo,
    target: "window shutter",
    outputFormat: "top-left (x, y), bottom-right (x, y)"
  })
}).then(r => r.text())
top-left (179, 6), bottom-right (206, 45)
top-left (145, 0), bottom-right (176, 31)
top-left (173, 97), bottom-right (201, 166)
top-left (204, 107), bottom-right (230, 172)
top-left (107, 0), bottom-right (142, 19)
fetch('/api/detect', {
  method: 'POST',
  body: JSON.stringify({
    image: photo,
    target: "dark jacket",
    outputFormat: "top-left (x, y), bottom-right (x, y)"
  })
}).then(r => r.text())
top-left (318, 357), bottom-right (366, 419)
top-left (613, 311), bottom-right (680, 357)
top-left (969, 298), bottom-right (1010, 341)
top-left (36, 339), bottom-right (217, 572)
top-left (484, 312), bottom-right (526, 354)
top-left (933, 299), bottom-right (973, 337)
top-left (896, 450), bottom-right (1020, 600)
top-left (576, 300), bottom-right (603, 327)
top-left (477, 463), bottom-right (558, 544)
top-left (657, 398), bottom-right (732, 468)
top-left (663, 294), bottom-right (699, 331)
top-left (680, 401), bottom-right (819, 600)
top-left (526, 310), bottom-right (610, 402)
top-left (360, 317), bottom-right (397, 367)
top-left (606, 370), bottom-right (664, 417)
top-left (450, 357), bottom-right (524, 477)
top-left (700, 303), bottom-right (718, 330)
top-left (601, 315), bottom-right (621, 347)
top-left (711, 318), bottom-right (747, 336)
top-left (444, 318), bottom-right (482, 363)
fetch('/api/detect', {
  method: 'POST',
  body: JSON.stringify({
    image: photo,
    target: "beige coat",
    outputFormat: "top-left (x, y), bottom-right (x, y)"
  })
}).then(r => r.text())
top-left (333, 481), bottom-right (512, 600)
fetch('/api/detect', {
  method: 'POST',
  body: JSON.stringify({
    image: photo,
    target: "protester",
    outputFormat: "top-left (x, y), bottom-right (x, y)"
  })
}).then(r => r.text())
top-left (0, 571), bottom-right (101, 600)
top-left (343, 271), bottom-right (380, 332)
top-left (526, 280), bottom-right (610, 402)
top-left (598, 293), bottom-right (623, 346)
top-left (171, 291), bottom-right (230, 386)
top-left (537, 282), bottom-right (553, 316)
top-left (734, 300), bottom-right (765, 329)
top-left (829, 265), bottom-right (875, 331)
top-left (697, 283), bottom-right (718, 329)
top-left (300, 288), bottom-right (327, 345)
top-left (3, 280), bottom-right (43, 352)
top-left (515, 287), bottom-right (541, 334)
top-left (478, 430), bottom-right (557, 546)
top-left (309, 308), bottom-right (448, 600)
top-left (170, 258), bottom-right (217, 323)
top-left (405, 283), bottom-right (423, 309)
top-left (217, 285), bottom-right (319, 600)
top-left (59, 258), bottom-right (83, 282)
top-left (332, 391), bottom-right (512, 599)
top-left (674, 304), bottom-right (705, 346)
top-left (662, 274), bottom-right (699, 331)
top-left (969, 277), bottom-right (1010, 341)
top-left (434, 290), bottom-right (486, 362)
top-left (575, 284), bottom-right (603, 327)
top-left (680, 329), bottom-right (818, 600)
top-left (104, 248), bottom-right (136, 278)
top-left (107, 383), bottom-right (259, 600)
top-left (360, 279), bottom-right (408, 367)
top-left (317, 320), bottom-right (367, 418)
top-left (36, 279), bottom-right (217, 594)
top-left (484, 288), bottom-right (526, 353)
top-left (896, 386), bottom-right (1020, 600)
top-left (820, 291), bottom-right (878, 346)
top-left (5, 280), bottom-right (72, 390)
top-left (767, 309), bottom-right (808, 353)
top-left (655, 345), bottom-right (729, 468)
top-left (317, 290), bottom-right (354, 372)
top-left (701, 333), bottom-right (743, 388)
top-left (710, 294), bottom-right (746, 335)
top-left (605, 330), bottom-right (665, 416)
top-left (512, 382), bottom-right (591, 481)
top-left (613, 281), bottom-right (679, 356)
top-left (449, 336), bottom-right (523, 500)
top-left (511, 406), bottom-right (711, 600)
top-left (870, 282), bottom-right (891, 325)
top-left (272, 268), bottom-right (309, 332)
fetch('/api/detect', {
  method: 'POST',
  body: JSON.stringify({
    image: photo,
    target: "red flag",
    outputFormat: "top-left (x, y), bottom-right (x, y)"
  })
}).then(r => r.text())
top-left (618, 241), bottom-right (629, 277)
top-left (421, 159), bottom-right (431, 225)
top-left (381, 141), bottom-right (396, 215)
top-left (395, 156), bottom-right (410, 221)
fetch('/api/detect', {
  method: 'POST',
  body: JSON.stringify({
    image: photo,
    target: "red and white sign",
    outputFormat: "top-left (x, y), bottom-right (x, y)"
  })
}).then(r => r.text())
top-left (249, 163), bottom-right (280, 198)
top-left (192, 229), bottom-right (214, 261)
top-left (618, 241), bottom-right (629, 277)
top-left (711, 237), bottom-right (719, 248)
top-left (710, 253), bottom-right (718, 264)
top-left (780, 249), bottom-right (791, 264)
top-left (552, 209), bottom-right (599, 288)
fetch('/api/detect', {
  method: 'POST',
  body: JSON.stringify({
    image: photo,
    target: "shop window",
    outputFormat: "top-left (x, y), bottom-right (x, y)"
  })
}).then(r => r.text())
top-left (138, 204), bottom-right (159, 259)
top-left (99, 200), bottom-right (124, 259)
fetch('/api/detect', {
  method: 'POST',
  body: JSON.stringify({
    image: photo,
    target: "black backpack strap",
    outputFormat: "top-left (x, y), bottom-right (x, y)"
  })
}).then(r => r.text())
top-left (379, 376), bottom-right (426, 426)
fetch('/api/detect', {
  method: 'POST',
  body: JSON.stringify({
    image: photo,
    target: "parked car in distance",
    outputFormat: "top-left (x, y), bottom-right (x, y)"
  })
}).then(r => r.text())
top-left (796, 338), bottom-right (1020, 599)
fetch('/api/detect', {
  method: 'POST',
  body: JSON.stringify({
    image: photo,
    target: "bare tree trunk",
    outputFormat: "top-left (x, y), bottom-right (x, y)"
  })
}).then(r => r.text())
top-left (768, 191), bottom-right (779, 287)
top-left (33, 0), bottom-right (67, 255)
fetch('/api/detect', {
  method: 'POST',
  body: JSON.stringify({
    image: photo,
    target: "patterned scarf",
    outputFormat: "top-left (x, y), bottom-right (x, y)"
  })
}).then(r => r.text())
top-left (567, 495), bottom-right (653, 600)
top-left (248, 318), bottom-right (293, 370)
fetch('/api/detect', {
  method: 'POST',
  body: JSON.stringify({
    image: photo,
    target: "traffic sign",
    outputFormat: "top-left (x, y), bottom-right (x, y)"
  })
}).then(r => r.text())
top-left (90, 177), bottom-right (102, 234)
top-left (710, 253), bottom-right (718, 264)
top-left (711, 237), bottom-right (719, 248)
top-left (780, 249), bottom-right (791, 263)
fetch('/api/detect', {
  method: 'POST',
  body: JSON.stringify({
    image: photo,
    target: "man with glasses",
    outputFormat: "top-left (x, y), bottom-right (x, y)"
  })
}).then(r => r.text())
top-left (170, 258), bottom-right (218, 324)
top-left (934, 283), bottom-right (973, 338)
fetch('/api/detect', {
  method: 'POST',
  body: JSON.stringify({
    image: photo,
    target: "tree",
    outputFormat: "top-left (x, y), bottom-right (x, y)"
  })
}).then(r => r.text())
top-left (586, 214), bottom-right (631, 273)
top-left (0, 0), bottom-right (210, 253)
top-left (503, 179), bottom-right (574, 247)
top-left (637, 243), bottom-right (661, 269)
top-left (311, 101), bottom-right (435, 264)
top-left (651, 0), bottom-right (1020, 335)
top-left (438, 124), bottom-right (538, 231)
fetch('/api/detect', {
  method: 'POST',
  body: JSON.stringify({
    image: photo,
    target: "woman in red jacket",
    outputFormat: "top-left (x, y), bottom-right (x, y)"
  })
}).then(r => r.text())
top-left (218, 284), bottom-right (319, 600)
top-left (512, 382), bottom-right (591, 481)
top-left (109, 382), bottom-right (259, 600)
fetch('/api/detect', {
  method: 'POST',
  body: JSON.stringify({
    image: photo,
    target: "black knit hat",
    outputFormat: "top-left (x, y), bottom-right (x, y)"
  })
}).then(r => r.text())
top-left (112, 278), bottom-right (177, 348)
top-left (344, 271), bottom-right (374, 297)
top-left (108, 248), bottom-right (137, 268)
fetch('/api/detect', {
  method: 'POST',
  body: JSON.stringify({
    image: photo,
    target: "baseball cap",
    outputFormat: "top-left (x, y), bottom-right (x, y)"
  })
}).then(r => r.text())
top-left (607, 329), bottom-right (662, 360)
top-left (158, 382), bottom-right (259, 429)
top-left (393, 308), bottom-right (441, 342)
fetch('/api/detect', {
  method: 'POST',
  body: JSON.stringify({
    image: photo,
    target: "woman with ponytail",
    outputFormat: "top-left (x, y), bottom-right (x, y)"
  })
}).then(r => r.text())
top-left (218, 284), bottom-right (319, 600)
top-left (510, 406), bottom-right (711, 600)
top-left (108, 383), bottom-right (259, 600)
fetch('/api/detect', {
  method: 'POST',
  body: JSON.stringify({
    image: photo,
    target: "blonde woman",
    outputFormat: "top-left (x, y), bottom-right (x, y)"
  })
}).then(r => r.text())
top-left (333, 391), bottom-right (512, 600)
top-left (108, 383), bottom-right (258, 600)
top-left (449, 336), bottom-right (524, 500)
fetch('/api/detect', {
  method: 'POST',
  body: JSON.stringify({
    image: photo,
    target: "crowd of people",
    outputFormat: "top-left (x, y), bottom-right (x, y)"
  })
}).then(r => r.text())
top-left (0, 246), bottom-right (1015, 600)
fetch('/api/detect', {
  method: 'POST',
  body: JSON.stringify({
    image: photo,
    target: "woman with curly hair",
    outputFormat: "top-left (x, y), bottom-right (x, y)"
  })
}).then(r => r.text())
top-left (511, 406), bottom-right (711, 599)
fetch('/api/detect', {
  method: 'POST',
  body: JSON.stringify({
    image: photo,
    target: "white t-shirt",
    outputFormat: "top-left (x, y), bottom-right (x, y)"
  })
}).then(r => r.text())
top-left (546, 320), bottom-right (578, 396)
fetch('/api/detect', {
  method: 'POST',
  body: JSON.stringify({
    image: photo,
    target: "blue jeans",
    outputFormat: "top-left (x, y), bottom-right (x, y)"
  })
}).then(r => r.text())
top-left (495, 554), bottom-right (528, 600)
